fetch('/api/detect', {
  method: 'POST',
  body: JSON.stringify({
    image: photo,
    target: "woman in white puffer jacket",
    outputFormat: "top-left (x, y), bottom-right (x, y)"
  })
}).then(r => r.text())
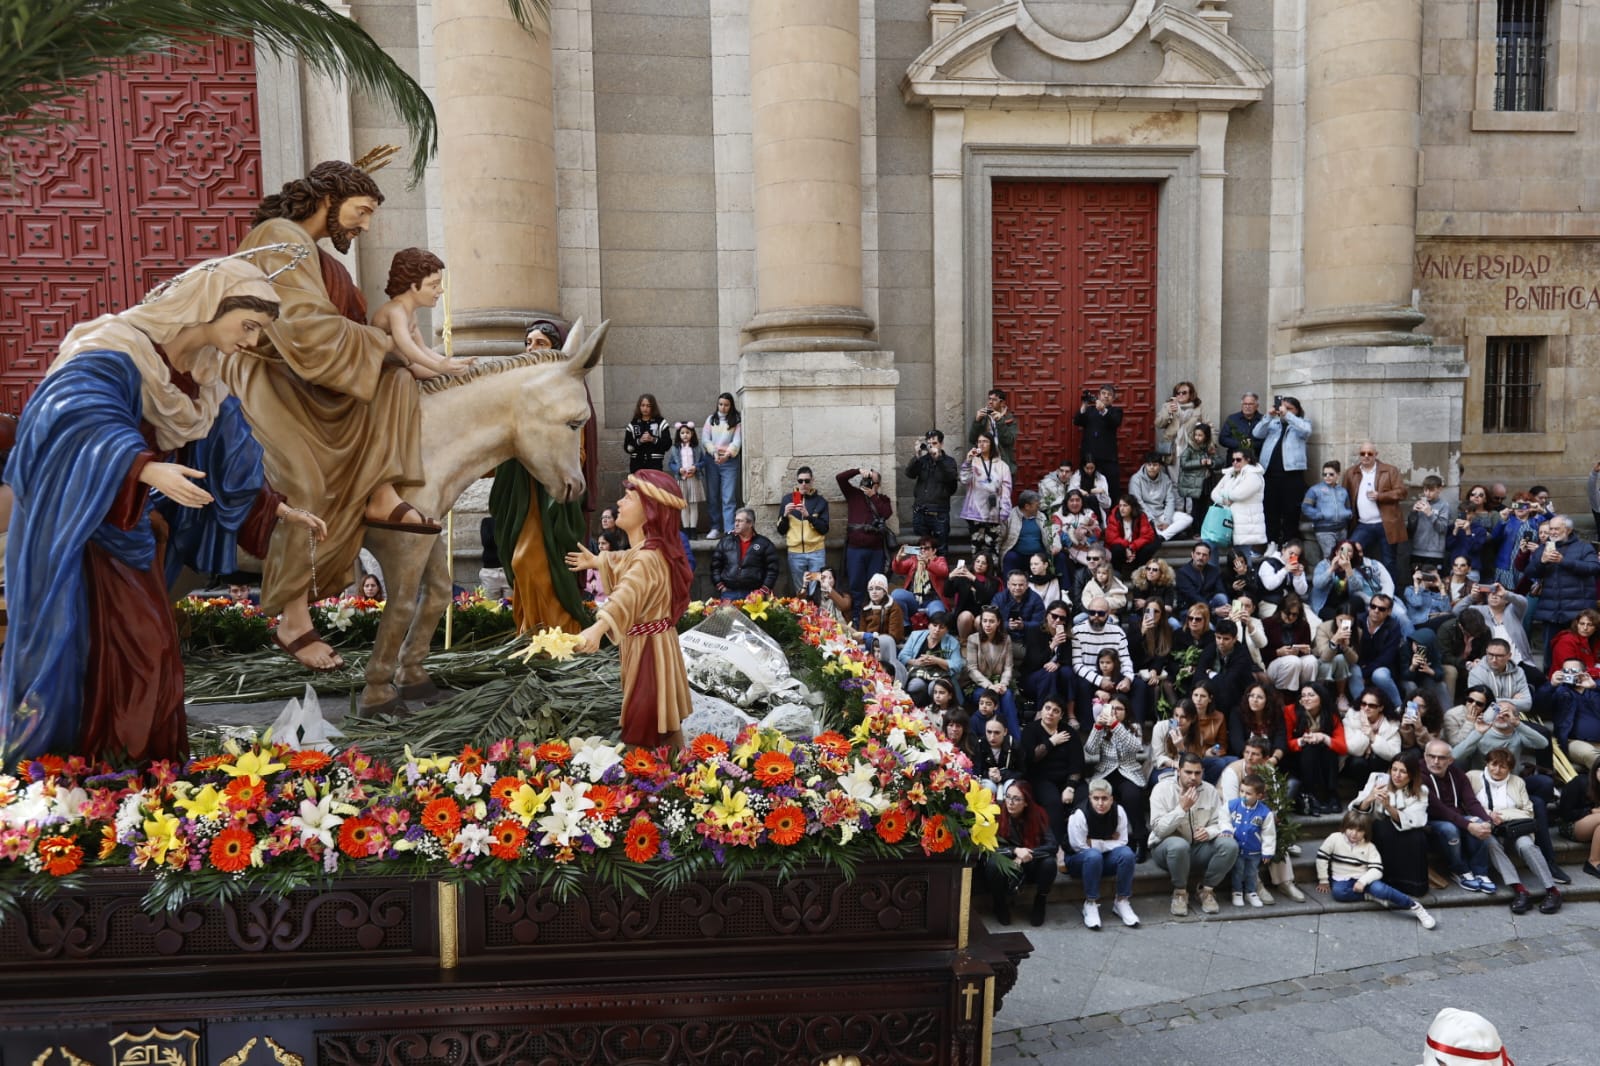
top-left (1213, 451), bottom-right (1267, 559)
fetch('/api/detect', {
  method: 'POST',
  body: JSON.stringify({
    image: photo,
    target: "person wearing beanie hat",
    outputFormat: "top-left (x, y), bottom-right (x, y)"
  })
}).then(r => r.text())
top-left (1419, 1007), bottom-right (1512, 1066)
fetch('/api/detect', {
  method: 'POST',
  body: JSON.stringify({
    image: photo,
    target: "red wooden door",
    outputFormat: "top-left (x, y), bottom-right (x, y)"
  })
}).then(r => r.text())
top-left (991, 181), bottom-right (1158, 491)
top-left (0, 38), bottom-right (262, 412)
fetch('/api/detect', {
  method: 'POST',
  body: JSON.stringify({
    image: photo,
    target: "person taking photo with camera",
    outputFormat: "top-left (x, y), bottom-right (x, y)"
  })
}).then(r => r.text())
top-left (906, 428), bottom-right (959, 553)
top-left (837, 465), bottom-right (894, 624)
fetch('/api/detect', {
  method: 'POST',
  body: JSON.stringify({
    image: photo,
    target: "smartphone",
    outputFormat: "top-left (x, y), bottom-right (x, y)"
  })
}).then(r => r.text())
top-left (1481, 704), bottom-right (1500, 724)
top-left (791, 490), bottom-right (803, 508)
top-left (1375, 773), bottom-right (1390, 788)
top-left (1404, 704), bottom-right (1419, 722)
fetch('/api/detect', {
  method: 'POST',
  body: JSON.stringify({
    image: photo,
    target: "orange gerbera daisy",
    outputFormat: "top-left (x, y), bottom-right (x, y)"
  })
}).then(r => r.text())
top-left (621, 749), bottom-right (661, 777)
top-left (455, 745), bottom-right (486, 775)
top-left (875, 806), bottom-right (911, 844)
top-left (688, 734), bottom-right (729, 761)
top-left (420, 797), bottom-right (462, 840)
top-left (490, 775), bottom-right (525, 805)
top-left (187, 754), bottom-right (232, 774)
top-left (533, 741), bottom-right (572, 766)
top-left (587, 784), bottom-right (625, 821)
top-left (209, 826), bottom-right (255, 873)
top-left (920, 814), bottom-right (954, 855)
top-left (812, 732), bottom-right (851, 757)
top-left (286, 750), bottom-right (333, 773)
top-left (338, 816), bottom-right (384, 858)
top-left (751, 751), bottom-right (795, 787)
top-left (623, 816), bottom-right (660, 863)
top-left (223, 775), bottom-right (266, 810)
top-left (764, 803), bottom-right (805, 846)
top-left (36, 834), bottom-right (83, 876)
top-left (488, 819), bottom-right (526, 861)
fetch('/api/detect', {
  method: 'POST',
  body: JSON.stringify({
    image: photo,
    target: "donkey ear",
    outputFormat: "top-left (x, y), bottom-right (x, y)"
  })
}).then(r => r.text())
top-left (569, 319), bottom-right (608, 376)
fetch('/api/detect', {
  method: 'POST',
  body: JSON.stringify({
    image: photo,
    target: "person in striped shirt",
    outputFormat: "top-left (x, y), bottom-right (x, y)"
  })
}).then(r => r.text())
top-left (1315, 810), bottom-right (1436, 928)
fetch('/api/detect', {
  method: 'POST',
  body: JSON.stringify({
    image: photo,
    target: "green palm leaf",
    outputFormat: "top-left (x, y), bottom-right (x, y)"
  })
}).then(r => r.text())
top-left (0, 0), bottom-right (548, 185)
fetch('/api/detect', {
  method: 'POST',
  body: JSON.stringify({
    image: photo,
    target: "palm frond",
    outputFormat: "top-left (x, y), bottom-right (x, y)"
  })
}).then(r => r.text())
top-left (0, 0), bottom-right (549, 186)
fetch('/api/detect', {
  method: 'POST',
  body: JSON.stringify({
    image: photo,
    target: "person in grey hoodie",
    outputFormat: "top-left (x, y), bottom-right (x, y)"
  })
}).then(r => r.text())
top-left (1406, 475), bottom-right (1453, 570)
top-left (1127, 453), bottom-right (1193, 542)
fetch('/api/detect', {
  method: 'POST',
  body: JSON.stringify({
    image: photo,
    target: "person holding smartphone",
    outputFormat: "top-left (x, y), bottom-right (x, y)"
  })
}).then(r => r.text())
top-left (776, 465), bottom-right (829, 595)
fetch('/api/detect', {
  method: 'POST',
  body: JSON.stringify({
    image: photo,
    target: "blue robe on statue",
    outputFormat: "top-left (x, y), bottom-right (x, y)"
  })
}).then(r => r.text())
top-left (0, 350), bottom-right (264, 764)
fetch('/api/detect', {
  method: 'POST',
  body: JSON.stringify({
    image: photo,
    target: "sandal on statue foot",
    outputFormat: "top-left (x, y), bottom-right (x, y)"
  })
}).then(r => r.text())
top-left (363, 502), bottom-right (442, 535)
top-left (274, 629), bottom-right (345, 673)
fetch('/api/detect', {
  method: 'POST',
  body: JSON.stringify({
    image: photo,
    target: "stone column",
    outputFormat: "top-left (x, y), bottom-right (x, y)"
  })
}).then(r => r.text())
top-left (435, 0), bottom-right (559, 356)
top-left (1293, 0), bottom-right (1427, 350)
top-left (744, 0), bottom-right (876, 351)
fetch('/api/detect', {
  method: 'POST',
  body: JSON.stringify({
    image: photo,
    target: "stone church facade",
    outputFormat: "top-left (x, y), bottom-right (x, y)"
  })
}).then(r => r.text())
top-left (7, 0), bottom-right (1599, 540)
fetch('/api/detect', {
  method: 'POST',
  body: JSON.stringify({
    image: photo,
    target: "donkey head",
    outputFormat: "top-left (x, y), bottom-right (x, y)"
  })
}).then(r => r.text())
top-left (510, 317), bottom-right (607, 504)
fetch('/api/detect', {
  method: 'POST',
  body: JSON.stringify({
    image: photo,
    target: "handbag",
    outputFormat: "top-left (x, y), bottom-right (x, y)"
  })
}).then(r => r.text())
top-left (1492, 817), bottom-right (1537, 843)
top-left (1200, 504), bottom-right (1234, 548)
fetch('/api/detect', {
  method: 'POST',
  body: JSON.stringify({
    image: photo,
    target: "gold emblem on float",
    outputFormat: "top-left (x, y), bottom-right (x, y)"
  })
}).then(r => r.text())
top-left (107, 1030), bottom-right (199, 1066)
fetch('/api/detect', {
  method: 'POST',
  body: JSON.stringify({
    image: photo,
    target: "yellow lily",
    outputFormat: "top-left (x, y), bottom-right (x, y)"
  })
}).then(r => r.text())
top-left (220, 749), bottom-right (286, 779)
top-left (740, 596), bottom-right (769, 621)
top-left (173, 784), bottom-right (223, 821)
top-left (507, 782), bottom-right (553, 825)
top-left (141, 809), bottom-right (184, 866)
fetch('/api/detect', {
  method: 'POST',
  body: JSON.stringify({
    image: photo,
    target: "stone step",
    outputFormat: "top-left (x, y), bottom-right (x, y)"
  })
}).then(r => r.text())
top-left (1026, 812), bottom-right (1593, 922)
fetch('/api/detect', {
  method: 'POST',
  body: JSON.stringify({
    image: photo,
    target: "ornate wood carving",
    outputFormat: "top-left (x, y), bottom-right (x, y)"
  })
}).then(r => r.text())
top-left (0, 37), bottom-right (261, 412)
top-left (991, 180), bottom-right (1160, 488)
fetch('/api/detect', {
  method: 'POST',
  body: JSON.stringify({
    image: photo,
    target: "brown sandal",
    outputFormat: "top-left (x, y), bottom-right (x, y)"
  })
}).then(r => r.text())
top-left (273, 628), bottom-right (345, 673)
top-left (363, 501), bottom-right (442, 535)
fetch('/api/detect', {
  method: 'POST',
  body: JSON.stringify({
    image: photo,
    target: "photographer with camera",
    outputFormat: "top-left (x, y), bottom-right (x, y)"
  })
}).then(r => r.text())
top-left (969, 388), bottom-right (1019, 469)
top-left (836, 465), bottom-right (894, 625)
top-left (905, 429), bottom-right (959, 553)
top-left (1553, 654), bottom-right (1600, 769)
top-left (1073, 385), bottom-right (1125, 496)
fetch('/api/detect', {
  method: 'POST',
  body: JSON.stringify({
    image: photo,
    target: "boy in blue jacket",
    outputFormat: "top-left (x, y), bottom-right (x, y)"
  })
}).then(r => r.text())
top-left (1228, 773), bottom-right (1277, 907)
top-left (1301, 461), bottom-right (1352, 561)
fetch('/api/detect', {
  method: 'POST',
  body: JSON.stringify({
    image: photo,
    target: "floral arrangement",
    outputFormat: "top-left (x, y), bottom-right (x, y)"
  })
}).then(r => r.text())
top-left (0, 596), bottom-right (995, 915)
top-left (0, 714), bottom-right (995, 914)
top-left (176, 590), bottom-right (517, 655)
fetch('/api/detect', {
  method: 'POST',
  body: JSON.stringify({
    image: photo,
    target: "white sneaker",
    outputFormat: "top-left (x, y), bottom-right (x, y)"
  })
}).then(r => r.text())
top-left (1231, 891), bottom-right (1245, 908)
top-left (1411, 901), bottom-right (1437, 929)
top-left (1082, 900), bottom-right (1102, 930)
top-left (1113, 899), bottom-right (1141, 927)
top-left (1255, 882), bottom-right (1274, 904)
top-left (1280, 880), bottom-right (1307, 903)
top-left (1245, 892), bottom-right (1265, 908)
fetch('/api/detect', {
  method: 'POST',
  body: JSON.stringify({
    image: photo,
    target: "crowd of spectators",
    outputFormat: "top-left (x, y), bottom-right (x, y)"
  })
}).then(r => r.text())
top-left (607, 385), bottom-right (1600, 931)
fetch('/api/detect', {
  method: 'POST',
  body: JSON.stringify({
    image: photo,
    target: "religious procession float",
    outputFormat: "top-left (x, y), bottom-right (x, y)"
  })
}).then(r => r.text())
top-left (0, 159), bottom-right (1027, 1065)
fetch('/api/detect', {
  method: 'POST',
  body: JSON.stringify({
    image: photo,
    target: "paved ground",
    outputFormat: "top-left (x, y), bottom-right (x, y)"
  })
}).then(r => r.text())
top-left (991, 899), bottom-right (1600, 1065)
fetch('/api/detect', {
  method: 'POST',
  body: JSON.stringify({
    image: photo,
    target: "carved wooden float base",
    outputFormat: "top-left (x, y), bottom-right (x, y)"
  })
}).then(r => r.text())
top-left (0, 862), bottom-right (1031, 1066)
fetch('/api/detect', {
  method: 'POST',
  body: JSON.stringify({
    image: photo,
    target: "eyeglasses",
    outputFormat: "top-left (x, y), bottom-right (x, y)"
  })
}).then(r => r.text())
top-left (1370, 604), bottom-right (1390, 613)
top-left (1359, 700), bottom-right (1383, 709)
top-left (1004, 794), bottom-right (1026, 803)
top-left (1048, 613), bottom-right (1068, 621)
top-left (1088, 610), bottom-right (1108, 618)
top-left (1359, 451), bottom-right (1377, 457)
top-left (1188, 615), bottom-right (1206, 622)
top-left (1464, 698), bottom-right (1487, 708)
top-left (1424, 753), bottom-right (1451, 761)
top-left (1232, 458), bottom-right (1246, 465)
top-left (796, 478), bottom-right (812, 484)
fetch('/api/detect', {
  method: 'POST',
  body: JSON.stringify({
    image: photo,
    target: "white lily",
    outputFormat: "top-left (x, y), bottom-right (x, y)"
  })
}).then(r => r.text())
top-left (289, 792), bottom-right (345, 850)
top-left (536, 781), bottom-right (595, 846)
top-left (570, 741), bottom-right (623, 783)
top-left (836, 760), bottom-right (886, 814)
top-left (454, 823), bottom-right (492, 857)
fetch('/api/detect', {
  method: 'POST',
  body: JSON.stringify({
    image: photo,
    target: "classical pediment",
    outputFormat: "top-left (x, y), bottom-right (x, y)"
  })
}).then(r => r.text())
top-left (902, 1), bottom-right (1269, 110)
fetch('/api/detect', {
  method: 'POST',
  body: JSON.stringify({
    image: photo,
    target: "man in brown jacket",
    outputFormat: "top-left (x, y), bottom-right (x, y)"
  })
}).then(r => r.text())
top-left (1341, 441), bottom-right (1407, 585)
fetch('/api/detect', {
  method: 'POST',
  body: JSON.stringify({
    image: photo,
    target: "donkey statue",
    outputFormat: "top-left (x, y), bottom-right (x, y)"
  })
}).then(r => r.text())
top-left (356, 318), bottom-right (607, 715)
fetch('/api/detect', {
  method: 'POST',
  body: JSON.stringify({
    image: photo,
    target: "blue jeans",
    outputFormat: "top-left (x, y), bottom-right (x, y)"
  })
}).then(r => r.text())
top-left (1232, 853), bottom-right (1261, 894)
top-left (891, 588), bottom-right (941, 624)
top-left (1349, 522), bottom-right (1397, 585)
top-left (845, 545), bottom-right (887, 622)
top-left (1331, 877), bottom-right (1414, 909)
top-left (787, 548), bottom-right (825, 597)
top-left (912, 505), bottom-right (951, 554)
top-left (1354, 666), bottom-right (1403, 709)
top-left (707, 456), bottom-right (740, 531)
top-left (1427, 818), bottom-right (1489, 876)
top-left (1201, 754), bottom-right (1238, 784)
top-left (1066, 845), bottom-right (1137, 901)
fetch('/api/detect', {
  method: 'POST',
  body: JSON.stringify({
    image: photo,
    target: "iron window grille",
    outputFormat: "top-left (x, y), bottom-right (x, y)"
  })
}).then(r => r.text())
top-left (1495, 0), bottom-right (1550, 111)
top-left (1483, 336), bottom-right (1542, 433)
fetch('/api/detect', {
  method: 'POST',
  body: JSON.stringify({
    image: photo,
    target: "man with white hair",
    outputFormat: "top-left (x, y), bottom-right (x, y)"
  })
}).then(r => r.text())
top-left (1520, 512), bottom-right (1600, 660)
top-left (1417, 1007), bottom-right (1512, 1066)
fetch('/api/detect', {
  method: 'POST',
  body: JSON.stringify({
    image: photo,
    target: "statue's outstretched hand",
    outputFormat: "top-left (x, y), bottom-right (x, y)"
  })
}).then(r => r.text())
top-left (574, 624), bottom-right (603, 655)
top-left (141, 462), bottom-right (212, 508)
top-left (565, 546), bottom-right (600, 572)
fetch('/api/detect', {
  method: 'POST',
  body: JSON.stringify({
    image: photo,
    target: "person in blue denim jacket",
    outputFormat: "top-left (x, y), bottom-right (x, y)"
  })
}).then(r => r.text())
top-left (1253, 397), bottom-right (1312, 548)
top-left (1301, 461), bottom-right (1352, 561)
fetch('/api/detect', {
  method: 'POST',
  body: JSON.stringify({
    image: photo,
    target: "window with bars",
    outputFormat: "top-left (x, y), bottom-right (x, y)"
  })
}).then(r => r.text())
top-left (1483, 337), bottom-right (1543, 433)
top-left (1496, 0), bottom-right (1550, 111)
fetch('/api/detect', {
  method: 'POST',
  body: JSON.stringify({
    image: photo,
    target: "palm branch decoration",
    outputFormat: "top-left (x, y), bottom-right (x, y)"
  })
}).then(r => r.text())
top-left (0, 0), bottom-right (548, 185)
